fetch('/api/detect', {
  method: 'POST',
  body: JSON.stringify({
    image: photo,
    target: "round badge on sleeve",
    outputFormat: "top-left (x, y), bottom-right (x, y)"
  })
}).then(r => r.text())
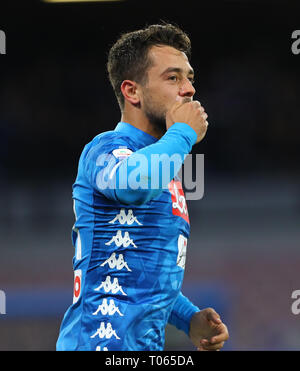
top-left (73, 269), bottom-right (82, 304)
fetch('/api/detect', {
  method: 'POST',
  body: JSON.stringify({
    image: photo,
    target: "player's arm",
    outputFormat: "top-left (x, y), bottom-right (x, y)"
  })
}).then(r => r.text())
top-left (83, 122), bottom-right (196, 204)
top-left (112, 122), bottom-right (197, 204)
top-left (114, 99), bottom-right (208, 205)
top-left (168, 291), bottom-right (200, 335)
top-left (84, 100), bottom-right (208, 204)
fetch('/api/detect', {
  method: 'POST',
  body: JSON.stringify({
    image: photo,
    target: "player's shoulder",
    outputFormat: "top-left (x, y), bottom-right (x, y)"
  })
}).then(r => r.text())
top-left (81, 130), bottom-right (137, 163)
top-left (89, 130), bottom-right (136, 150)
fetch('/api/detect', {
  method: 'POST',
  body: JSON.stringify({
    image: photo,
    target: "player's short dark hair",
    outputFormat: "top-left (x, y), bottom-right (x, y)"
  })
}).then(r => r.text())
top-left (107, 23), bottom-right (191, 110)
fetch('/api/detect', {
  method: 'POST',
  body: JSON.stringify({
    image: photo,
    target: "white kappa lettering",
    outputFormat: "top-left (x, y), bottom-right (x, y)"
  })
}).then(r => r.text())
top-left (105, 230), bottom-right (137, 248)
top-left (93, 298), bottom-right (124, 316)
top-left (100, 253), bottom-right (132, 272)
top-left (94, 276), bottom-right (127, 296)
top-left (109, 208), bottom-right (142, 226)
top-left (90, 322), bottom-right (120, 340)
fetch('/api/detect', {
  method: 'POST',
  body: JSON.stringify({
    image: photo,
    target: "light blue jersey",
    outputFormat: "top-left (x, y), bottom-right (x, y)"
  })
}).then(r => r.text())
top-left (56, 122), bottom-right (200, 351)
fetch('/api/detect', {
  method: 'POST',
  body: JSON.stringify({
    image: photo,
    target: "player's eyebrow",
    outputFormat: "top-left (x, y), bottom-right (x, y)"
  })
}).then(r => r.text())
top-left (161, 67), bottom-right (194, 77)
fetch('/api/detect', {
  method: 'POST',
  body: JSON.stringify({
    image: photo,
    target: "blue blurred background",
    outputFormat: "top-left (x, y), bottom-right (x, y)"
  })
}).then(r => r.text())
top-left (0, 0), bottom-right (300, 350)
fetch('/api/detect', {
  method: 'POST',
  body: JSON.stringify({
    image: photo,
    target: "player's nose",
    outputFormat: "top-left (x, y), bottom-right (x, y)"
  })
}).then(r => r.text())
top-left (178, 78), bottom-right (196, 98)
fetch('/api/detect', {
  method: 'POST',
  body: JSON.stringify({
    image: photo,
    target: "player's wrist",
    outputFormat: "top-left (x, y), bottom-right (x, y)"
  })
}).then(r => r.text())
top-left (166, 122), bottom-right (198, 147)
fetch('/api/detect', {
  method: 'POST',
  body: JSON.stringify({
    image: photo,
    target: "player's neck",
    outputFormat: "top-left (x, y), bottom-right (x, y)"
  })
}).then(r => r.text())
top-left (121, 109), bottom-right (164, 139)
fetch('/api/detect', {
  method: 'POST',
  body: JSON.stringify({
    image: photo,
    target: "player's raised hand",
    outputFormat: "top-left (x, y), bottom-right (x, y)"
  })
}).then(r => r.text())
top-left (166, 97), bottom-right (208, 144)
top-left (189, 308), bottom-right (229, 351)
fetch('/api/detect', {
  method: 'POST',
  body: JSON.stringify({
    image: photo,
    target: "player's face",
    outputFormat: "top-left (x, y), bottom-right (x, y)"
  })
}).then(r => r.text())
top-left (140, 45), bottom-right (196, 133)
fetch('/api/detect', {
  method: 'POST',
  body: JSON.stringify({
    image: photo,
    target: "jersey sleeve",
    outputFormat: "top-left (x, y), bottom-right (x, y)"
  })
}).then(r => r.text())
top-left (168, 291), bottom-right (200, 336)
top-left (82, 133), bottom-right (134, 202)
top-left (83, 122), bottom-right (197, 205)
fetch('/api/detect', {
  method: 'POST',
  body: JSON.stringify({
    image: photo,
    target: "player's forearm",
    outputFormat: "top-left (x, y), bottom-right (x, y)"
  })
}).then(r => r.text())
top-left (168, 292), bottom-right (200, 336)
top-left (113, 122), bottom-right (197, 204)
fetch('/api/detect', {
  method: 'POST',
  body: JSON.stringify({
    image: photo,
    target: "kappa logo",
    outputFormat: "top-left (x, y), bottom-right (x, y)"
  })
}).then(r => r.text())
top-left (94, 275), bottom-right (127, 296)
top-left (91, 322), bottom-right (120, 340)
top-left (168, 180), bottom-right (189, 224)
top-left (93, 298), bottom-right (124, 316)
top-left (100, 252), bottom-right (132, 272)
top-left (105, 230), bottom-right (137, 248)
top-left (109, 208), bottom-right (142, 226)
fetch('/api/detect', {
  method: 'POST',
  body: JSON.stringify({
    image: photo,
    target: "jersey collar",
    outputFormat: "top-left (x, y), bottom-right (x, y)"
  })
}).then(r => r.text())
top-left (114, 122), bottom-right (158, 148)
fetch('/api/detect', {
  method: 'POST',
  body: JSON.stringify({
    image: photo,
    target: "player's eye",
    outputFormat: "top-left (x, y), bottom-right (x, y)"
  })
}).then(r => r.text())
top-left (188, 77), bottom-right (195, 84)
top-left (168, 75), bottom-right (178, 82)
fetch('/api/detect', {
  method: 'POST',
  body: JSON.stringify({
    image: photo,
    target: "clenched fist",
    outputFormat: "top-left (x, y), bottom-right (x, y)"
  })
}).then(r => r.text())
top-left (166, 97), bottom-right (208, 143)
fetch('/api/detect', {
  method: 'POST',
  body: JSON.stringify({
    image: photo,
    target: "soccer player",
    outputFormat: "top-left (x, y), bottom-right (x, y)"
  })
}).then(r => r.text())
top-left (56, 23), bottom-right (229, 351)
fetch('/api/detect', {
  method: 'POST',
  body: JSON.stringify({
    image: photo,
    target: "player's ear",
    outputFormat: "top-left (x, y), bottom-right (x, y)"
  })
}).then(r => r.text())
top-left (121, 80), bottom-right (141, 106)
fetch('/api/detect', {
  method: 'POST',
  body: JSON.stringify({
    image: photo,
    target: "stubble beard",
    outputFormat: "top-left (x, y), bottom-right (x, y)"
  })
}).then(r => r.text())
top-left (142, 90), bottom-right (167, 135)
top-left (144, 108), bottom-right (167, 135)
